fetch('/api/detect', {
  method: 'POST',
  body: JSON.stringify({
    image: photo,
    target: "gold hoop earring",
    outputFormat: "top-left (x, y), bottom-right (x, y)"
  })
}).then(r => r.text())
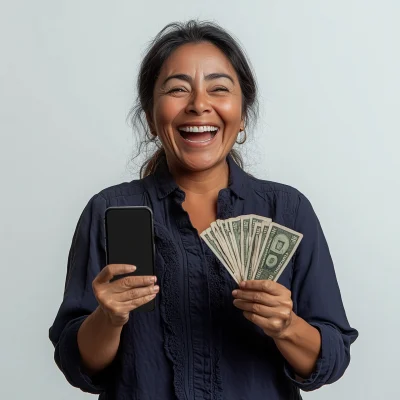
top-left (236, 129), bottom-right (247, 144)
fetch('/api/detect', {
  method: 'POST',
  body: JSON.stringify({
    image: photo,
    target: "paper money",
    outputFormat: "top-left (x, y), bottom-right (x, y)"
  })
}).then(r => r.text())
top-left (200, 215), bottom-right (303, 284)
top-left (201, 230), bottom-right (240, 284)
top-left (253, 223), bottom-right (303, 282)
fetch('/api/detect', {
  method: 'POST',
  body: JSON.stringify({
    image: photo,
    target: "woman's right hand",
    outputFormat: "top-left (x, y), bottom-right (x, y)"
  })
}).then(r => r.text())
top-left (92, 264), bottom-right (158, 327)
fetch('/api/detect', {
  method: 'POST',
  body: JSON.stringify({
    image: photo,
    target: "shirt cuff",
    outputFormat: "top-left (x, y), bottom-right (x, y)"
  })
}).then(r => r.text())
top-left (56, 316), bottom-right (111, 394)
top-left (283, 322), bottom-right (332, 392)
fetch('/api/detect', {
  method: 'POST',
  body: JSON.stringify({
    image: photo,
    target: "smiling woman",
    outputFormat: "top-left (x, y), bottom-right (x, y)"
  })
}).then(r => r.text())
top-left (49, 19), bottom-right (358, 400)
top-left (148, 42), bottom-right (245, 173)
top-left (127, 21), bottom-right (259, 179)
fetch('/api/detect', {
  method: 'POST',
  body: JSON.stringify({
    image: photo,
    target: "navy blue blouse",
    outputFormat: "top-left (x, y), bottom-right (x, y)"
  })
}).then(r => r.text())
top-left (49, 154), bottom-right (358, 400)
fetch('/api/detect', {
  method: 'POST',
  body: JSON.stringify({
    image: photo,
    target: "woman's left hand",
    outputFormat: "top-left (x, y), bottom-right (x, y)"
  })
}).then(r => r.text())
top-left (232, 280), bottom-right (296, 339)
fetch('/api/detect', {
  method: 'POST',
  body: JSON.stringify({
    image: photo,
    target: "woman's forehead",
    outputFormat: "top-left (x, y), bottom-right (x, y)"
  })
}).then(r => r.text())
top-left (158, 42), bottom-right (237, 79)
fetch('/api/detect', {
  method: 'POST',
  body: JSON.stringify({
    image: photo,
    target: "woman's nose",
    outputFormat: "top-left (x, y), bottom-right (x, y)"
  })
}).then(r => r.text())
top-left (185, 90), bottom-right (211, 115)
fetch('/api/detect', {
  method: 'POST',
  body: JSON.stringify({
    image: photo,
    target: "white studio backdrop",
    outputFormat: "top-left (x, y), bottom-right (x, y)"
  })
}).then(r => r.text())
top-left (1, 1), bottom-right (398, 399)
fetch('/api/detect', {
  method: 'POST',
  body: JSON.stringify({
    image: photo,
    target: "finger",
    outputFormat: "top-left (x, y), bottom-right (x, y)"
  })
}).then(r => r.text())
top-left (110, 274), bottom-right (157, 293)
top-left (233, 299), bottom-right (290, 320)
top-left (242, 311), bottom-right (288, 336)
top-left (95, 264), bottom-right (136, 284)
top-left (242, 310), bottom-right (266, 326)
top-left (119, 292), bottom-right (158, 312)
top-left (239, 280), bottom-right (288, 296)
top-left (116, 284), bottom-right (159, 302)
top-left (232, 290), bottom-right (280, 307)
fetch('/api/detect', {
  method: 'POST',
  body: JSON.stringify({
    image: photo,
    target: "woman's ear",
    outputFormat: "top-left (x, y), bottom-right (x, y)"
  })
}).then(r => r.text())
top-left (145, 111), bottom-right (157, 137)
top-left (240, 117), bottom-right (245, 132)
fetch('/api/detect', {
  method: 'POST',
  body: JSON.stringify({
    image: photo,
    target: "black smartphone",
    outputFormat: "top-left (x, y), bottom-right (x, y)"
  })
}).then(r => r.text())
top-left (104, 206), bottom-right (155, 312)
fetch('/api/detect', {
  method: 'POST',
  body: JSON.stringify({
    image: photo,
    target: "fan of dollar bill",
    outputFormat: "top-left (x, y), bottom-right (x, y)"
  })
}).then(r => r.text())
top-left (200, 215), bottom-right (304, 284)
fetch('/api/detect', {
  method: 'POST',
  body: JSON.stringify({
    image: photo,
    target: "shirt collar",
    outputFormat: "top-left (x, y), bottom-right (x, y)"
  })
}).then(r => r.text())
top-left (153, 153), bottom-right (248, 200)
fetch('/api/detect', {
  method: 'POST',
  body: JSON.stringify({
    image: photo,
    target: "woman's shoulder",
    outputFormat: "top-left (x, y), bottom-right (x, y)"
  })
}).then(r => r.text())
top-left (245, 173), bottom-right (309, 204)
top-left (94, 177), bottom-right (149, 203)
top-left (244, 174), bottom-right (319, 230)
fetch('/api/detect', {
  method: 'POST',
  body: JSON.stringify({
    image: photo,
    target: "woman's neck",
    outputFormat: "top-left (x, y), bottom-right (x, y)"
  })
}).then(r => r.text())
top-left (168, 158), bottom-right (229, 198)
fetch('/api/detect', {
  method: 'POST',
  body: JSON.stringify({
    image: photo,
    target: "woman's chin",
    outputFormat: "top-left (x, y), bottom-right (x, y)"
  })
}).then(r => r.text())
top-left (175, 151), bottom-right (225, 172)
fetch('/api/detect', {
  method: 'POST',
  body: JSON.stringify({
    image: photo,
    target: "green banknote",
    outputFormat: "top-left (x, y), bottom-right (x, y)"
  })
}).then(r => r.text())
top-left (245, 222), bottom-right (262, 280)
top-left (228, 218), bottom-right (243, 281)
top-left (253, 223), bottom-right (303, 282)
top-left (200, 215), bottom-right (302, 284)
top-left (200, 229), bottom-right (239, 284)
top-left (241, 216), bottom-right (251, 276)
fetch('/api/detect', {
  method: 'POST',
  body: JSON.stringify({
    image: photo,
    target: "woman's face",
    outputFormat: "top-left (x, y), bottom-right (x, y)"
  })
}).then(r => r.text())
top-left (149, 42), bottom-right (244, 172)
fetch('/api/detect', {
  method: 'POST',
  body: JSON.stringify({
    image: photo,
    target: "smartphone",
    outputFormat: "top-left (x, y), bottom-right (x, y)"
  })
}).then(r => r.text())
top-left (104, 206), bottom-right (155, 312)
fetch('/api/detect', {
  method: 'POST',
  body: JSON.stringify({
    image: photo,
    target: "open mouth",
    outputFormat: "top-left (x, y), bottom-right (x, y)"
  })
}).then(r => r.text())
top-left (177, 126), bottom-right (219, 143)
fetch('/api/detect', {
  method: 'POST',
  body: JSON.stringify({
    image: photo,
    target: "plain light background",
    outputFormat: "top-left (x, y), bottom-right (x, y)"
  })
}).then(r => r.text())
top-left (1, 1), bottom-right (398, 399)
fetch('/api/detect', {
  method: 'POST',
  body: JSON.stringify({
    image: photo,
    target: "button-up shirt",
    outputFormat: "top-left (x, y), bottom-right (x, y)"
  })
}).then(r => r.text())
top-left (49, 154), bottom-right (358, 399)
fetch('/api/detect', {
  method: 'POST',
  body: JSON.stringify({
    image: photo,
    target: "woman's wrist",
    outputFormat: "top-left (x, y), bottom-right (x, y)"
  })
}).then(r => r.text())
top-left (271, 311), bottom-right (299, 342)
top-left (93, 305), bottom-right (126, 330)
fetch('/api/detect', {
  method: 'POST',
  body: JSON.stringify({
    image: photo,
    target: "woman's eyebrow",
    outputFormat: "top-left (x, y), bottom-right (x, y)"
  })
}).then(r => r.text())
top-left (162, 73), bottom-right (235, 86)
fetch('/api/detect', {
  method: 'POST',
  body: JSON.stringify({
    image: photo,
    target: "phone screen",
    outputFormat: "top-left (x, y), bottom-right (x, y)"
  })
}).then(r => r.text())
top-left (104, 206), bottom-right (155, 311)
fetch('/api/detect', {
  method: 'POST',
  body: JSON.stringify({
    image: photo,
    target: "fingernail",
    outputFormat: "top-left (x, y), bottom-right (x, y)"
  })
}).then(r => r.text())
top-left (240, 281), bottom-right (246, 288)
top-left (232, 290), bottom-right (237, 296)
top-left (154, 276), bottom-right (157, 283)
top-left (153, 285), bottom-right (159, 292)
top-left (149, 277), bottom-right (156, 283)
top-left (129, 265), bottom-right (136, 271)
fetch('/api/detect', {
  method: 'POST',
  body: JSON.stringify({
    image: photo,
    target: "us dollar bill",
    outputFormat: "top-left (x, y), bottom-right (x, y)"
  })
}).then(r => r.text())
top-left (241, 215), bottom-right (258, 278)
top-left (253, 223), bottom-right (303, 282)
top-left (210, 222), bottom-right (233, 267)
top-left (216, 219), bottom-right (240, 278)
top-left (245, 222), bottom-right (263, 280)
top-left (227, 218), bottom-right (244, 281)
top-left (241, 216), bottom-right (251, 279)
top-left (244, 215), bottom-right (271, 279)
top-left (253, 221), bottom-right (271, 269)
top-left (200, 215), bottom-right (301, 285)
top-left (200, 228), bottom-right (240, 284)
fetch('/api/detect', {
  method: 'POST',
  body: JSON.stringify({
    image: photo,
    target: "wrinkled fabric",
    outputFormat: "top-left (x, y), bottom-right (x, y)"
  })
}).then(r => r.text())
top-left (49, 154), bottom-right (358, 400)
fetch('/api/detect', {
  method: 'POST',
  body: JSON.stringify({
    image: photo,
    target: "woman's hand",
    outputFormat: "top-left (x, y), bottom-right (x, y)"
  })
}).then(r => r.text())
top-left (232, 280), bottom-right (296, 339)
top-left (92, 264), bottom-right (159, 327)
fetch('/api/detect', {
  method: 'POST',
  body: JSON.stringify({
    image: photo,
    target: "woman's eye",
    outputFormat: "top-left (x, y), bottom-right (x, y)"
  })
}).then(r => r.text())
top-left (168, 88), bottom-right (186, 93)
top-left (213, 87), bottom-right (228, 92)
top-left (167, 87), bottom-right (228, 94)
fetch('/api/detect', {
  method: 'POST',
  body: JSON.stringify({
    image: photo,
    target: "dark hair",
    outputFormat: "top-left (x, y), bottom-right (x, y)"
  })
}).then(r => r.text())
top-left (126, 19), bottom-right (259, 178)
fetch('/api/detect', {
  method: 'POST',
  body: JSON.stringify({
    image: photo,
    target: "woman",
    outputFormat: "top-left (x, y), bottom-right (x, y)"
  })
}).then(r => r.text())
top-left (49, 20), bottom-right (358, 399)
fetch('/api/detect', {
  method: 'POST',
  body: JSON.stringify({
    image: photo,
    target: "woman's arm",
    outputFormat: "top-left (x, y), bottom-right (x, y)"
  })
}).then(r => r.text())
top-left (77, 306), bottom-right (123, 376)
top-left (273, 312), bottom-right (321, 379)
top-left (78, 265), bottom-right (158, 376)
top-left (49, 193), bottom-right (158, 392)
top-left (49, 194), bottom-right (112, 394)
top-left (233, 191), bottom-right (358, 391)
top-left (283, 192), bottom-right (359, 390)
top-left (233, 280), bottom-right (322, 379)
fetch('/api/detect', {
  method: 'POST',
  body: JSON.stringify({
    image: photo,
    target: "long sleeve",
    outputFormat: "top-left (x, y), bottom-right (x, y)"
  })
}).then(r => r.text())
top-left (283, 192), bottom-right (359, 391)
top-left (48, 193), bottom-right (113, 394)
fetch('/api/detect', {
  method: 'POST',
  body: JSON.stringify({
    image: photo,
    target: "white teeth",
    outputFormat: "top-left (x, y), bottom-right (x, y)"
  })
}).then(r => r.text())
top-left (183, 137), bottom-right (214, 143)
top-left (178, 125), bottom-right (219, 132)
